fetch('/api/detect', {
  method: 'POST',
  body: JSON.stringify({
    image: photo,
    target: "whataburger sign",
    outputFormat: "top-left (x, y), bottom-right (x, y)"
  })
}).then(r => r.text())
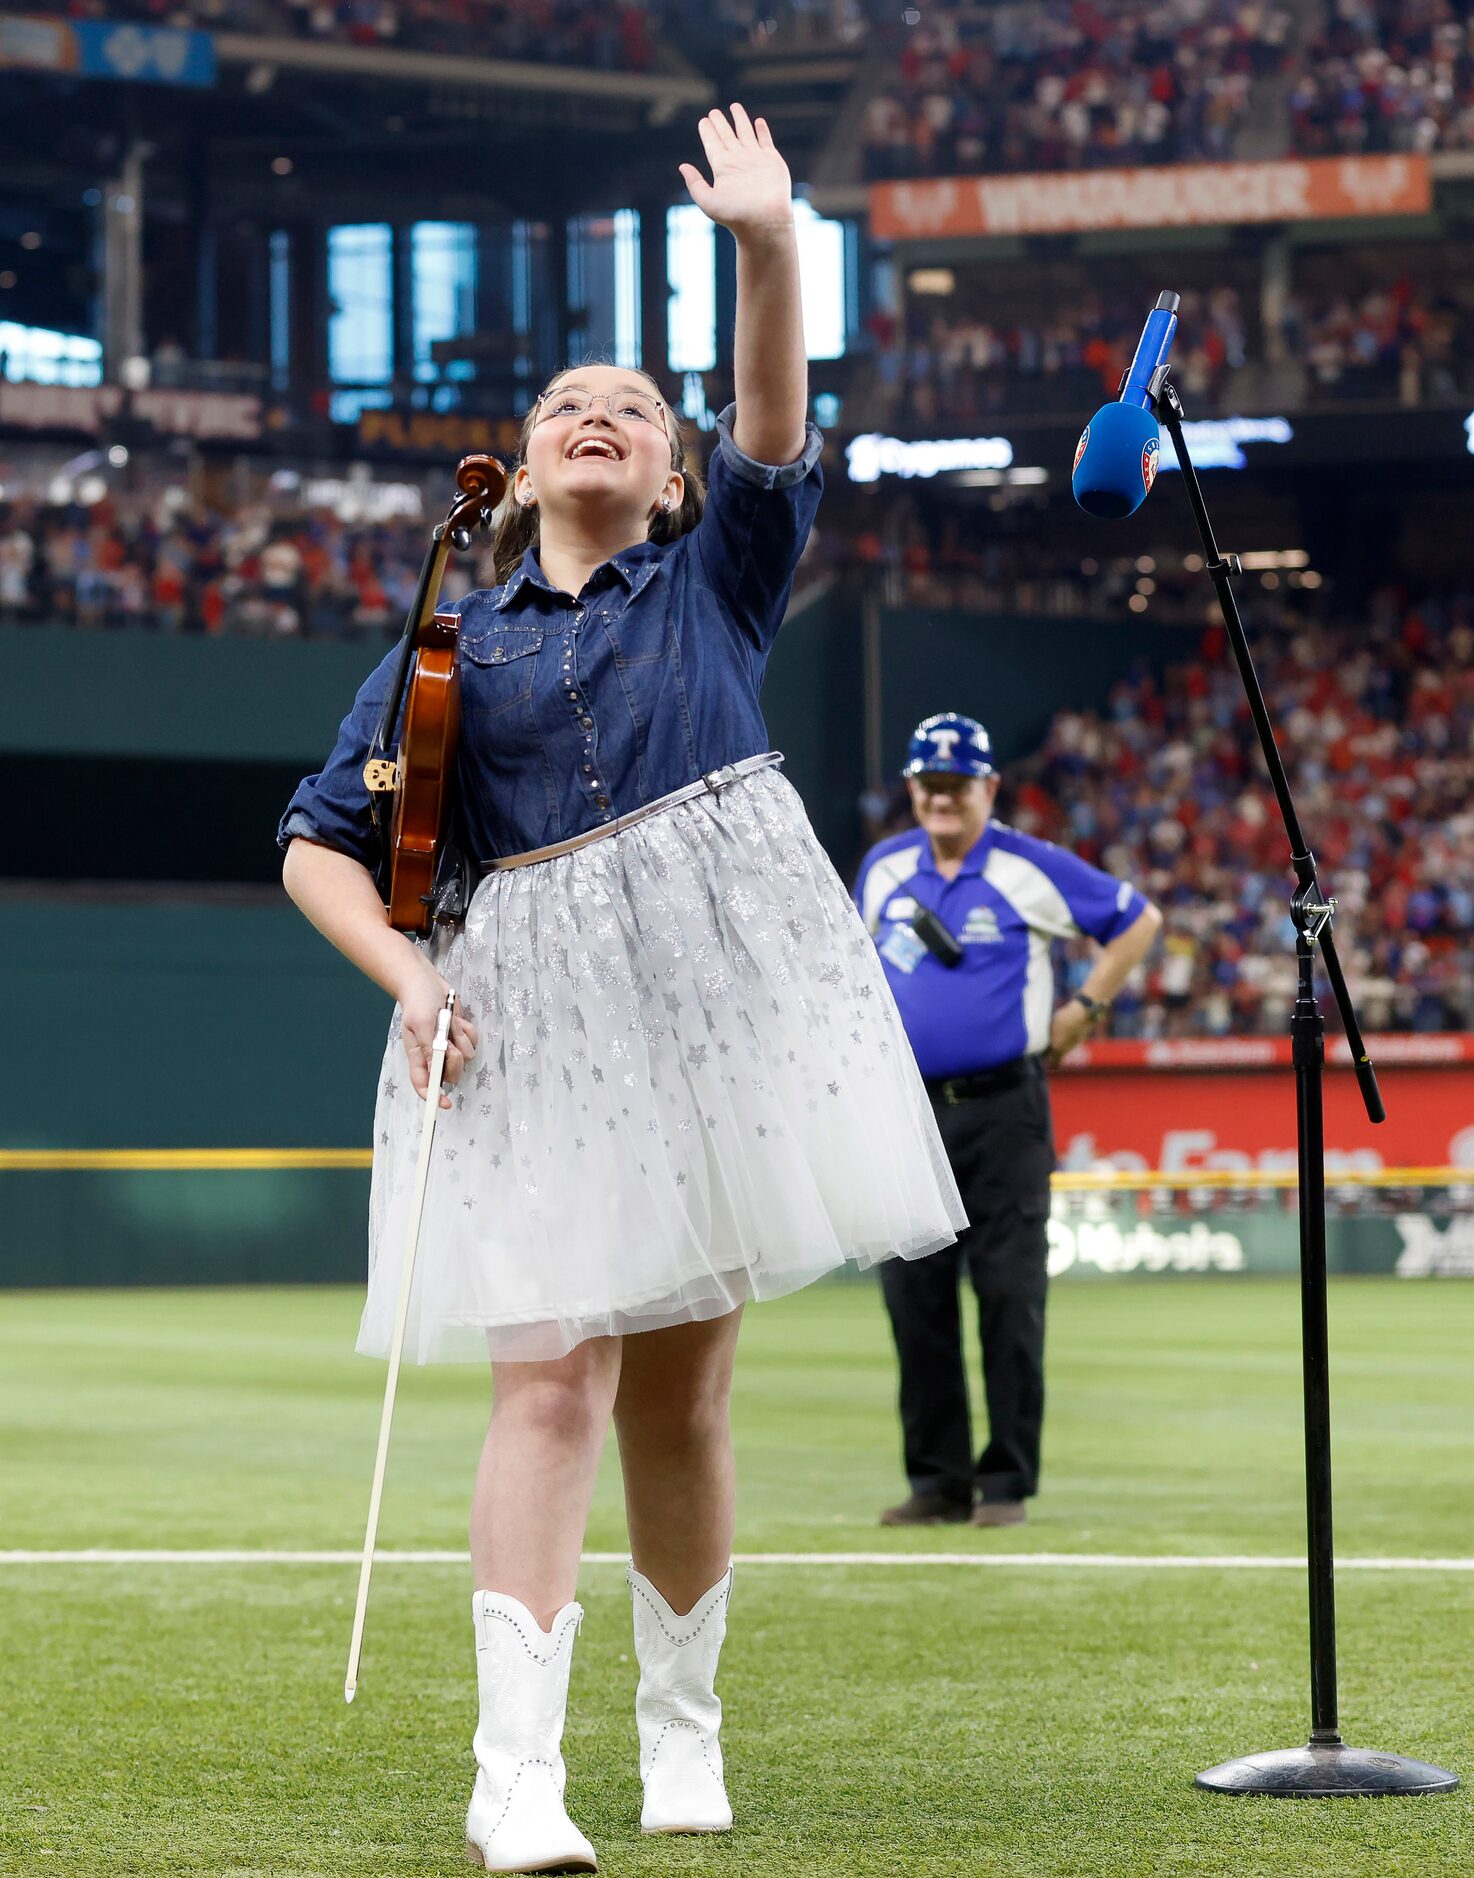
top-left (870, 154), bottom-right (1431, 239)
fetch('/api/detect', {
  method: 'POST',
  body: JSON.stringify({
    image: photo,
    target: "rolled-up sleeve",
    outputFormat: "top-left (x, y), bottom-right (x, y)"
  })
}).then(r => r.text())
top-left (690, 402), bottom-right (824, 654)
top-left (276, 642), bottom-right (403, 867)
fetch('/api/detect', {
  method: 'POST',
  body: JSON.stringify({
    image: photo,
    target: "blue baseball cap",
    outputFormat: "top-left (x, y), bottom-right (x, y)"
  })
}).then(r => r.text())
top-left (903, 712), bottom-right (995, 779)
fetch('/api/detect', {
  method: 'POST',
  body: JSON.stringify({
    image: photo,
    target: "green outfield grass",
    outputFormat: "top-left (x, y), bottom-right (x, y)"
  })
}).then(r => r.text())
top-left (0, 1277), bottom-right (1470, 1877)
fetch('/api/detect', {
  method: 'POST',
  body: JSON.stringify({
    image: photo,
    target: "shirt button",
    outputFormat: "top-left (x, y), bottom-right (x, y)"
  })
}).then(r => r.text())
top-left (583, 764), bottom-right (593, 774)
top-left (596, 794), bottom-right (610, 809)
top-left (580, 716), bottom-right (593, 729)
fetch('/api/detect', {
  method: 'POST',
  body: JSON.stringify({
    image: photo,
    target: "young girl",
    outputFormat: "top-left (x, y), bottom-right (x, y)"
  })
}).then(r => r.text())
top-left (280, 105), bottom-right (963, 1875)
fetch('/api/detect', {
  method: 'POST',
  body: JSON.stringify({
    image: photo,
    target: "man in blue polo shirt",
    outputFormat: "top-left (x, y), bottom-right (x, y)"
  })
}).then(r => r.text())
top-left (856, 711), bottom-right (1161, 1528)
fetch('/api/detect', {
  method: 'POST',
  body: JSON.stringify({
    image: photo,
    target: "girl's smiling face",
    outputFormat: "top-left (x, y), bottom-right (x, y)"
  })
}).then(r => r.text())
top-left (519, 366), bottom-right (683, 527)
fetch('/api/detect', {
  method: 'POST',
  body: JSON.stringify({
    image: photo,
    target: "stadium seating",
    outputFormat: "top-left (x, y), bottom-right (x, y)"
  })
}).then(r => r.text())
top-left (859, 0), bottom-right (1293, 179)
top-left (0, 485), bottom-right (461, 639)
top-left (18, 0), bottom-right (658, 69)
top-left (1013, 595), bottom-right (1474, 1036)
top-left (1288, 0), bottom-right (1474, 155)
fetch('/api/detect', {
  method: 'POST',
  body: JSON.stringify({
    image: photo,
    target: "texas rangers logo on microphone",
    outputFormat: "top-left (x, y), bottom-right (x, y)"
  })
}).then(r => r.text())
top-left (1141, 437), bottom-right (1159, 496)
top-left (1073, 425), bottom-right (1090, 474)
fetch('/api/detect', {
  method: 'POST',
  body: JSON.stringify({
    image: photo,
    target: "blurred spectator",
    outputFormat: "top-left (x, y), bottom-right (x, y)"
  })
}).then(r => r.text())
top-left (861, 0), bottom-right (1292, 180)
top-left (1289, 0), bottom-right (1474, 156)
top-left (713, 0), bottom-right (874, 42)
top-left (0, 480), bottom-right (479, 641)
top-left (1284, 278), bottom-right (1473, 405)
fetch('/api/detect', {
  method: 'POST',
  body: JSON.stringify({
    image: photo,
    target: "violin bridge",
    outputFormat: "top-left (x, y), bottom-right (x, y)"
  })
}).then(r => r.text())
top-left (363, 757), bottom-right (401, 795)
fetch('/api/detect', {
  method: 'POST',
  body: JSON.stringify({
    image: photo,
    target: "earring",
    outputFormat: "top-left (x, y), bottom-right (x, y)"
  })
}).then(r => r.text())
top-left (660, 497), bottom-right (673, 513)
top-left (521, 492), bottom-right (537, 509)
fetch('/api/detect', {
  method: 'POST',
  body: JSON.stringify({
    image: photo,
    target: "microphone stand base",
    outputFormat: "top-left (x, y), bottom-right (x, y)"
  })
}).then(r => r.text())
top-left (1196, 1742), bottom-right (1459, 1798)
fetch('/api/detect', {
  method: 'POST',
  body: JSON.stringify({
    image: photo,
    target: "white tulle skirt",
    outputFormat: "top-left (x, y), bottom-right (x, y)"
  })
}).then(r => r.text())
top-left (359, 764), bottom-right (965, 1363)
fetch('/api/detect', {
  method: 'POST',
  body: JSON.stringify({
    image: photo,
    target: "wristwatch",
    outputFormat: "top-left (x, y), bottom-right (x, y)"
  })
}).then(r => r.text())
top-left (1070, 991), bottom-right (1110, 1026)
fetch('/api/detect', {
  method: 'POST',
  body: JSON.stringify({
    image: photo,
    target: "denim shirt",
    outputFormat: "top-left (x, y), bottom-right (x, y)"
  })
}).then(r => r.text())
top-left (277, 405), bottom-right (823, 866)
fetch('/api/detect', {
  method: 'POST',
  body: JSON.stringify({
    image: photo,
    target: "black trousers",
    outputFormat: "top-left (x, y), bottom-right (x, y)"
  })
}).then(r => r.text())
top-left (880, 1059), bottom-right (1054, 1505)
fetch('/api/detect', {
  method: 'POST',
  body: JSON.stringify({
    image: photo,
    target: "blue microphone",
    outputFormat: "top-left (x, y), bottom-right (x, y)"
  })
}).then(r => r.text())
top-left (1071, 291), bottom-right (1180, 520)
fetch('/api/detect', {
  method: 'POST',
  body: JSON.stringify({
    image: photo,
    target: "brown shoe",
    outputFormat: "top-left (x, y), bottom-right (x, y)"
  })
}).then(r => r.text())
top-left (879, 1492), bottom-right (972, 1527)
top-left (970, 1500), bottom-right (1027, 1528)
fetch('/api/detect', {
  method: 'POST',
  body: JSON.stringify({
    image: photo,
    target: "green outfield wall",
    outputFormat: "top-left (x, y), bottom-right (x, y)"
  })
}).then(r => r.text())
top-left (3, 1165), bottom-right (1465, 1290)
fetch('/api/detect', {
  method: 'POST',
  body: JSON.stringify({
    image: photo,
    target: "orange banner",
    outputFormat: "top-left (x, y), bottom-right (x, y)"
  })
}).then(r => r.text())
top-left (870, 155), bottom-right (1432, 240)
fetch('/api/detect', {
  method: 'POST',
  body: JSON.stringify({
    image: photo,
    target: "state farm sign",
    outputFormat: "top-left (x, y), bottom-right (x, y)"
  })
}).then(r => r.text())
top-left (1050, 1045), bottom-right (1474, 1175)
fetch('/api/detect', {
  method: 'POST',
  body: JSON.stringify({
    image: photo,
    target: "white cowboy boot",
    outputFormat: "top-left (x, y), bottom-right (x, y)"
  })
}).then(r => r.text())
top-left (465, 1591), bottom-right (598, 1874)
top-left (629, 1563), bottom-right (734, 1835)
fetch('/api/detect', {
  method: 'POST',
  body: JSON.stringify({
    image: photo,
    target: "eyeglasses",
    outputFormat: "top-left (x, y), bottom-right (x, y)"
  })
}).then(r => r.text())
top-left (534, 385), bottom-right (667, 429)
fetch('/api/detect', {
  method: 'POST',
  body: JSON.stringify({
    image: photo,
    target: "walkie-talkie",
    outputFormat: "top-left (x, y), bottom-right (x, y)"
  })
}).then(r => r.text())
top-left (910, 906), bottom-right (964, 968)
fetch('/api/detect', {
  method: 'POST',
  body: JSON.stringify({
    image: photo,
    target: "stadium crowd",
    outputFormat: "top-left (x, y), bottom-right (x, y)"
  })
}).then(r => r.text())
top-left (872, 287), bottom-right (1251, 424)
top-left (858, 592), bottom-right (1474, 1036)
top-left (860, 0), bottom-right (1293, 179)
top-left (29, 0), bottom-right (656, 68)
top-left (0, 473), bottom-right (1141, 635)
top-left (1011, 592), bottom-right (1474, 1036)
top-left (855, 0), bottom-right (1474, 177)
top-left (868, 274), bottom-right (1472, 423)
top-left (28, 0), bottom-right (1474, 154)
top-left (1290, 278), bottom-right (1470, 403)
top-left (0, 485), bottom-right (461, 639)
top-left (1288, 0), bottom-right (1474, 156)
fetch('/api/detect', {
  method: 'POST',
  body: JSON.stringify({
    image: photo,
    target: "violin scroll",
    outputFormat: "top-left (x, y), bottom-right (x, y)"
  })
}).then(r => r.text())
top-left (455, 453), bottom-right (507, 507)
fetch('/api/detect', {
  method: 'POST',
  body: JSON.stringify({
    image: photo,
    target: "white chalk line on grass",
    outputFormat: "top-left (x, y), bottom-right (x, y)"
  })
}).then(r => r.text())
top-left (0, 1550), bottom-right (1471, 1571)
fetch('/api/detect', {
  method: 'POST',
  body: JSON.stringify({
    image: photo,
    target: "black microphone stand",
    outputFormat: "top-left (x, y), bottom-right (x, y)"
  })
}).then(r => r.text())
top-left (1149, 374), bottom-right (1458, 1798)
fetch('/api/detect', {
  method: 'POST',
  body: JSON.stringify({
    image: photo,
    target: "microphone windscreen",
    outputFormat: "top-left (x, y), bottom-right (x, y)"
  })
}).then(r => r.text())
top-left (1072, 402), bottom-right (1162, 519)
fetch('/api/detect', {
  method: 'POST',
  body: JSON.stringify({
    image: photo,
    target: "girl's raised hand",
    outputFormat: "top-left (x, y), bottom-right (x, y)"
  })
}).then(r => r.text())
top-left (680, 105), bottom-right (793, 236)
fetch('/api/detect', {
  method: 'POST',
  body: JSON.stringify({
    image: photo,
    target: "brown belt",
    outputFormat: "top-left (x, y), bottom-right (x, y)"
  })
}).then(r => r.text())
top-left (487, 752), bottom-right (783, 872)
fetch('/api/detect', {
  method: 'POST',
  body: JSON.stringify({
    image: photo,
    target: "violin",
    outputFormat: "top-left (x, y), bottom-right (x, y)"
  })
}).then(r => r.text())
top-left (363, 452), bottom-right (506, 934)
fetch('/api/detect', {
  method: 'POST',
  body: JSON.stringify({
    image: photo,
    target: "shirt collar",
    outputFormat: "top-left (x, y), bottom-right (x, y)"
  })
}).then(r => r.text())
top-left (915, 821), bottom-right (995, 877)
top-left (496, 540), bottom-right (665, 612)
top-left (495, 549), bottom-right (561, 612)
